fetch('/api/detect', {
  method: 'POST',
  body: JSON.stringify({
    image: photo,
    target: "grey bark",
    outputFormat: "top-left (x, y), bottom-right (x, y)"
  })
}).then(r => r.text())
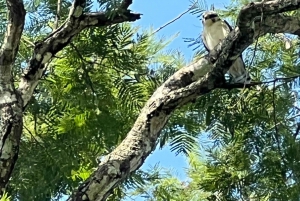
top-left (0, 0), bottom-right (25, 192)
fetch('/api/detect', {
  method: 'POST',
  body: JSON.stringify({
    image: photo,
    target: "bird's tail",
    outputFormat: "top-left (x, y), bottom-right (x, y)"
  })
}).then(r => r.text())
top-left (229, 57), bottom-right (251, 84)
top-left (231, 72), bottom-right (251, 84)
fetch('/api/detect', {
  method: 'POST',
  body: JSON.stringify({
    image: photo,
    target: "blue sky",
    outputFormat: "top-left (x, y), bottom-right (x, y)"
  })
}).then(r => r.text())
top-left (131, 0), bottom-right (230, 59)
top-left (130, 0), bottom-right (230, 185)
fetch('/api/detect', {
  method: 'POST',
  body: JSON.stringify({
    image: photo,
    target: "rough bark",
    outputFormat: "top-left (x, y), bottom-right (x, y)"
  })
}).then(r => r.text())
top-left (65, 0), bottom-right (300, 200)
top-left (0, 0), bottom-right (25, 192)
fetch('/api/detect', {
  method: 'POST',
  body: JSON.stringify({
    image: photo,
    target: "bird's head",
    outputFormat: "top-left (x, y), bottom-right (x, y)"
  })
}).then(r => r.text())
top-left (202, 11), bottom-right (220, 26)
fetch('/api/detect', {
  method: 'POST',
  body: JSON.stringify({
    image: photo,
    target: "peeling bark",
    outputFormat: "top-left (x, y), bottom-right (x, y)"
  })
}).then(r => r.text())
top-left (0, 0), bottom-right (25, 193)
top-left (65, 1), bottom-right (300, 201)
top-left (0, 85), bottom-right (23, 192)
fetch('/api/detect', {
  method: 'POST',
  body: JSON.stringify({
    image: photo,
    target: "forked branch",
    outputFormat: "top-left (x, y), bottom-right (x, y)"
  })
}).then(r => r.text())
top-left (18, 0), bottom-right (140, 107)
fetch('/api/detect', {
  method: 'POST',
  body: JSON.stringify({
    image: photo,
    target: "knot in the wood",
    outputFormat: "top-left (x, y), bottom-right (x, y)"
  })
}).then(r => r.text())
top-left (225, 60), bottom-right (232, 66)
top-left (180, 72), bottom-right (194, 86)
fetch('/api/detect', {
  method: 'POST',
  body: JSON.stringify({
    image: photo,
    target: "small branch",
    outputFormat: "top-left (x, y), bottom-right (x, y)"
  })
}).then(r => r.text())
top-left (272, 79), bottom-right (287, 182)
top-left (82, 12), bottom-right (141, 27)
top-left (150, 3), bottom-right (196, 36)
top-left (54, 0), bottom-right (62, 30)
top-left (69, 43), bottom-right (96, 97)
top-left (269, 114), bottom-right (300, 131)
top-left (216, 75), bottom-right (300, 90)
top-left (294, 123), bottom-right (300, 138)
top-left (272, 81), bottom-right (279, 146)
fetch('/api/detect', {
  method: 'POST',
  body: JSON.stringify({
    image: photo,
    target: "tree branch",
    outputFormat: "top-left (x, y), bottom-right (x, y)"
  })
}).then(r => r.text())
top-left (216, 75), bottom-right (300, 90)
top-left (150, 2), bottom-right (196, 36)
top-left (66, 1), bottom-right (300, 200)
top-left (0, 0), bottom-right (25, 193)
top-left (0, 0), bottom-right (26, 78)
top-left (120, 0), bottom-right (133, 10)
top-left (54, 0), bottom-right (62, 30)
top-left (18, 0), bottom-right (140, 107)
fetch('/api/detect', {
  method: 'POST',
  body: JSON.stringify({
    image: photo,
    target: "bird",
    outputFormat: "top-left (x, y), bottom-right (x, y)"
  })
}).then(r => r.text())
top-left (201, 11), bottom-right (251, 84)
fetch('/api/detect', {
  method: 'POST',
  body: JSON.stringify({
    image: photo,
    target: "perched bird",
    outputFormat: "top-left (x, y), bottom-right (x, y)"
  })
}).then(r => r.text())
top-left (201, 11), bottom-right (251, 84)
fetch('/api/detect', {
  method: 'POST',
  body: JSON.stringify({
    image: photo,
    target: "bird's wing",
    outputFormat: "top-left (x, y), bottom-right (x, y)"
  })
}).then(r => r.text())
top-left (238, 55), bottom-right (246, 69)
top-left (201, 31), bottom-right (210, 52)
top-left (223, 20), bottom-right (233, 32)
top-left (223, 20), bottom-right (246, 70)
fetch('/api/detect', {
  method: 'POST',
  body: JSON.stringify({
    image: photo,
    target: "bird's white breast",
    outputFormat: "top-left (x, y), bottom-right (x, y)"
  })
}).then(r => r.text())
top-left (203, 21), bottom-right (230, 50)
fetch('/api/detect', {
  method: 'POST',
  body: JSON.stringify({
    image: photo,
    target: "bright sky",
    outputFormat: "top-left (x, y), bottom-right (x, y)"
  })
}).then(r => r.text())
top-left (131, 0), bottom-right (231, 185)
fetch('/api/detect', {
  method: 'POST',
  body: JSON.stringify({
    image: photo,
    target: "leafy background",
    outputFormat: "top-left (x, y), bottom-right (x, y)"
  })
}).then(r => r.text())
top-left (1, 0), bottom-right (300, 200)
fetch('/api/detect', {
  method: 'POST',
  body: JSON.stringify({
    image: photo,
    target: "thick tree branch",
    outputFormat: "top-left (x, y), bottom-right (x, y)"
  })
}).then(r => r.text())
top-left (0, 0), bottom-right (26, 78)
top-left (18, 0), bottom-right (140, 107)
top-left (66, 1), bottom-right (300, 200)
top-left (0, 0), bottom-right (26, 193)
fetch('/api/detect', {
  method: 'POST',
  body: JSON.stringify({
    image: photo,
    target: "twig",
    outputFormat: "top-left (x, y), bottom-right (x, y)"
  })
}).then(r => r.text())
top-left (69, 43), bottom-right (96, 95)
top-left (216, 75), bottom-right (300, 90)
top-left (23, 125), bottom-right (41, 145)
top-left (294, 123), bottom-right (300, 138)
top-left (54, 0), bottom-right (62, 30)
top-left (150, 3), bottom-right (196, 36)
top-left (272, 79), bottom-right (287, 182)
top-left (269, 114), bottom-right (300, 131)
top-left (294, 106), bottom-right (300, 112)
top-left (272, 81), bottom-right (279, 139)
